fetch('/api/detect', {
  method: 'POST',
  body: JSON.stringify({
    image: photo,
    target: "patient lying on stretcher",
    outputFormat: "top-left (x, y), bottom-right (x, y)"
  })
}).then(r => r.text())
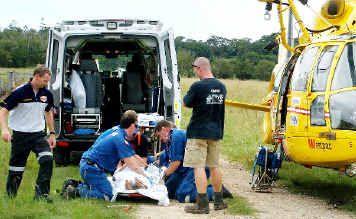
top-left (109, 162), bottom-right (169, 206)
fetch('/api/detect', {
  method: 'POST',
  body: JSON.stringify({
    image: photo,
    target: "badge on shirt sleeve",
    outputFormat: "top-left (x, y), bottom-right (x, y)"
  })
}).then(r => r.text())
top-left (40, 96), bottom-right (47, 103)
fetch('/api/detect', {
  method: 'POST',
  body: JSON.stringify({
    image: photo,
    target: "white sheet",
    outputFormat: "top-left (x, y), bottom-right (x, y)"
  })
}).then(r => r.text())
top-left (108, 164), bottom-right (169, 206)
top-left (69, 70), bottom-right (86, 108)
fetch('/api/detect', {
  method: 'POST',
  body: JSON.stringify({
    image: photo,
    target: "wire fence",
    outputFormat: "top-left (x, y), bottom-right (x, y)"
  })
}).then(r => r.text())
top-left (0, 72), bottom-right (32, 98)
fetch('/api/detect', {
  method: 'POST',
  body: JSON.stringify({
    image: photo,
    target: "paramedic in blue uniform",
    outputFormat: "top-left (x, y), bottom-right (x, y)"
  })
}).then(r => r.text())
top-left (94, 117), bottom-right (149, 165)
top-left (77, 110), bottom-right (146, 201)
top-left (154, 120), bottom-right (188, 199)
top-left (0, 66), bottom-right (56, 202)
top-left (155, 120), bottom-right (217, 203)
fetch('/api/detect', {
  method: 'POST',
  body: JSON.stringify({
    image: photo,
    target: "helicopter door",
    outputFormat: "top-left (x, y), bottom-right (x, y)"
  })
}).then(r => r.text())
top-left (285, 46), bottom-right (319, 161)
top-left (328, 42), bottom-right (356, 166)
top-left (306, 45), bottom-right (339, 164)
top-left (286, 46), bottom-right (319, 136)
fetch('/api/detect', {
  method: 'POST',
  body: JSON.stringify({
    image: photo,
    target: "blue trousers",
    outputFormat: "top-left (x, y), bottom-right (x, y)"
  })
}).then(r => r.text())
top-left (166, 168), bottom-right (214, 203)
top-left (165, 171), bottom-right (185, 199)
top-left (77, 159), bottom-right (113, 200)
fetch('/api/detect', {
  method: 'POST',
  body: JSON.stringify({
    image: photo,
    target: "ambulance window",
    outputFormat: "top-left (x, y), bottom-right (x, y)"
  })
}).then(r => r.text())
top-left (310, 95), bottom-right (326, 126)
top-left (331, 42), bottom-right (356, 90)
top-left (312, 45), bottom-right (338, 92)
top-left (329, 91), bottom-right (356, 130)
top-left (291, 46), bottom-right (319, 91)
top-left (164, 39), bottom-right (173, 83)
top-left (50, 39), bottom-right (59, 82)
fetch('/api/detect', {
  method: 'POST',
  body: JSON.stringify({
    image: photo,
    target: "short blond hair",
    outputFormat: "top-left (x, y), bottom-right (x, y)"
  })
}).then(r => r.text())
top-left (193, 57), bottom-right (211, 72)
top-left (33, 65), bottom-right (51, 77)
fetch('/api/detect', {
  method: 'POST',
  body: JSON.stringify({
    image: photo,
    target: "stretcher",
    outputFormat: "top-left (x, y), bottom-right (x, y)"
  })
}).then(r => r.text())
top-left (108, 164), bottom-right (169, 206)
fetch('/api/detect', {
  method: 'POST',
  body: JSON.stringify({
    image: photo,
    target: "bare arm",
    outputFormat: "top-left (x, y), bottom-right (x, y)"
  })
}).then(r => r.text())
top-left (164, 161), bottom-right (181, 177)
top-left (0, 108), bottom-right (11, 142)
top-left (123, 156), bottom-right (146, 176)
top-left (45, 111), bottom-right (55, 133)
top-left (45, 111), bottom-right (56, 149)
top-left (134, 154), bottom-right (147, 167)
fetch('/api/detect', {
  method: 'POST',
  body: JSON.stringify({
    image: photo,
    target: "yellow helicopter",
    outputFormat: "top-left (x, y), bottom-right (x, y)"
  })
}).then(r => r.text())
top-left (226, 0), bottom-right (356, 174)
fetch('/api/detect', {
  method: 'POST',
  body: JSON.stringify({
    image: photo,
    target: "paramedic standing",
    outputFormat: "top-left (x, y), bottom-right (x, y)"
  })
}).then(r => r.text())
top-left (183, 57), bottom-right (227, 214)
top-left (0, 66), bottom-right (56, 202)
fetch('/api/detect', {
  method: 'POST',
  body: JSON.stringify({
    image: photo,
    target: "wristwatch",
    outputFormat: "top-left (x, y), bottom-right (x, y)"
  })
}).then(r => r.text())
top-left (49, 131), bottom-right (56, 135)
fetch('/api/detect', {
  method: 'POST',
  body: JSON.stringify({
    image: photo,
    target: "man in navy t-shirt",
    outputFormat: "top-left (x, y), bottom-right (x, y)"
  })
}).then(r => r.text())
top-left (183, 57), bottom-right (227, 214)
top-left (76, 110), bottom-right (145, 201)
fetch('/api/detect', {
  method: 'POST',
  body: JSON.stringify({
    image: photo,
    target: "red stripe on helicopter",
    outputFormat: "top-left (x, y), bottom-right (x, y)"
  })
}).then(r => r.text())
top-left (287, 107), bottom-right (310, 115)
top-left (288, 107), bottom-right (330, 118)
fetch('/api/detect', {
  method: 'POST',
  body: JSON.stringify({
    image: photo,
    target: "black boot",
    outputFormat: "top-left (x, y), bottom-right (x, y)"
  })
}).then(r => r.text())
top-left (184, 193), bottom-right (209, 214)
top-left (34, 185), bottom-right (53, 203)
top-left (6, 172), bottom-right (23, 198)
top-left (34, 154), bottom-right (53, 203)
top-left (214, 191), bottom-right (228, 210)
top-left (222, 185), bottom-right (233, 198)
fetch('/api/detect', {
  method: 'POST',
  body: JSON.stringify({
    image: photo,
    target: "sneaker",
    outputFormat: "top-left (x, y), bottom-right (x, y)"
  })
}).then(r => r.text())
top-left (61, 179), bottom-right (81, 192)
top-left (62, 185), bottom-right (79, 200)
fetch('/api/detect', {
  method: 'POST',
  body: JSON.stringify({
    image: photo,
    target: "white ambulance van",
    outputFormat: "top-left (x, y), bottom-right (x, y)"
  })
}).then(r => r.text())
top-left (45, 19), bottom-right (181, 164)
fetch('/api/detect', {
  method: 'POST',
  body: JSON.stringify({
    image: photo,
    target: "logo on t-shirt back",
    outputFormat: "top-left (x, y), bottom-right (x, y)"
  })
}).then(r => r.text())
top-left (206, 92), bottom-right (224, 105)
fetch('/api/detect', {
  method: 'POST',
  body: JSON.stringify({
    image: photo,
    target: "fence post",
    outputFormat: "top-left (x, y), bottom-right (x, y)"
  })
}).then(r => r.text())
top-left (8, 71), bottom-right (15, 91)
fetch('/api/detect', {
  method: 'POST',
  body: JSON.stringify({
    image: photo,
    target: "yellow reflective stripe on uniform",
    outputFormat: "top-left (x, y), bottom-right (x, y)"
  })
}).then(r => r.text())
top-left (9, 166), bottom-right (25, 172)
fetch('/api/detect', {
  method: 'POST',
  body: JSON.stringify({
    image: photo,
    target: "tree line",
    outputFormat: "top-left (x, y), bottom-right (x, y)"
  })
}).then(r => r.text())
top-left (176, 35), bottom-right (278, 80)
top-left (0, 25), bottom-right (278, 81)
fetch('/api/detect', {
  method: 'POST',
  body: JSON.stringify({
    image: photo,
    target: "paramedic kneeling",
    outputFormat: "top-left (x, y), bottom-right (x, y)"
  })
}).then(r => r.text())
top-left (78, 110), bottom-right (145, 200)
top-left (154, 120), bottom-right (188, 199)
top-left (0, 66), bottom-right (56, 202)
top-left (155, 120), bottom-right (220, 203)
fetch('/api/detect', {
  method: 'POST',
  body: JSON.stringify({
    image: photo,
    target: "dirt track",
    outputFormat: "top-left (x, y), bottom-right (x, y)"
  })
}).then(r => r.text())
top-left (135, 158), bottom-right (355, 219)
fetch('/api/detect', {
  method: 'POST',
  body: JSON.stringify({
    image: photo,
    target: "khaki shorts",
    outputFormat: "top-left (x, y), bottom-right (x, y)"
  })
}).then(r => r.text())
top-left (183, 139), bottom-right (220, 168)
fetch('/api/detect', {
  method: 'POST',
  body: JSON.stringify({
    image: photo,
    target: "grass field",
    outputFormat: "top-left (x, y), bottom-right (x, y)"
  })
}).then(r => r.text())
top-left (0, 67), bottom-right (34, 75)
top-left (0, 77), bottom-right (355, 218)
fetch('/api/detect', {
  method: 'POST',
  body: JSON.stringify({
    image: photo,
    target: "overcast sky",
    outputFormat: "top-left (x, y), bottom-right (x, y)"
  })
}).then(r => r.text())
top-left (0, 0), bottom-right (327, 41)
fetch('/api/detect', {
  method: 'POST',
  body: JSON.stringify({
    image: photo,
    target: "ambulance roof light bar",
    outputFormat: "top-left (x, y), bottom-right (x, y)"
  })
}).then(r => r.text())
top-left (58, 19), bottom-right (163, 32)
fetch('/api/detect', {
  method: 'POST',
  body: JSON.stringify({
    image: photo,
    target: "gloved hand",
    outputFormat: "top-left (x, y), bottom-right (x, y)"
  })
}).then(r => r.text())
top-left (160, 166), bottom-right (168, 181)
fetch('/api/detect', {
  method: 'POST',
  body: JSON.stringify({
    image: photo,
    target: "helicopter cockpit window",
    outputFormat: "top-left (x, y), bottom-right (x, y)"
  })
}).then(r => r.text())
top-left (329, 91), bottom-right (356, 130)
top-left (331, 42), bottom-right (356, 90)
top-left (291, 47), bottom-right (319, 91)
top-left (310, 95), bottom-right (326, 126)
top-left (312, 45), bottom-right (339, 92)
